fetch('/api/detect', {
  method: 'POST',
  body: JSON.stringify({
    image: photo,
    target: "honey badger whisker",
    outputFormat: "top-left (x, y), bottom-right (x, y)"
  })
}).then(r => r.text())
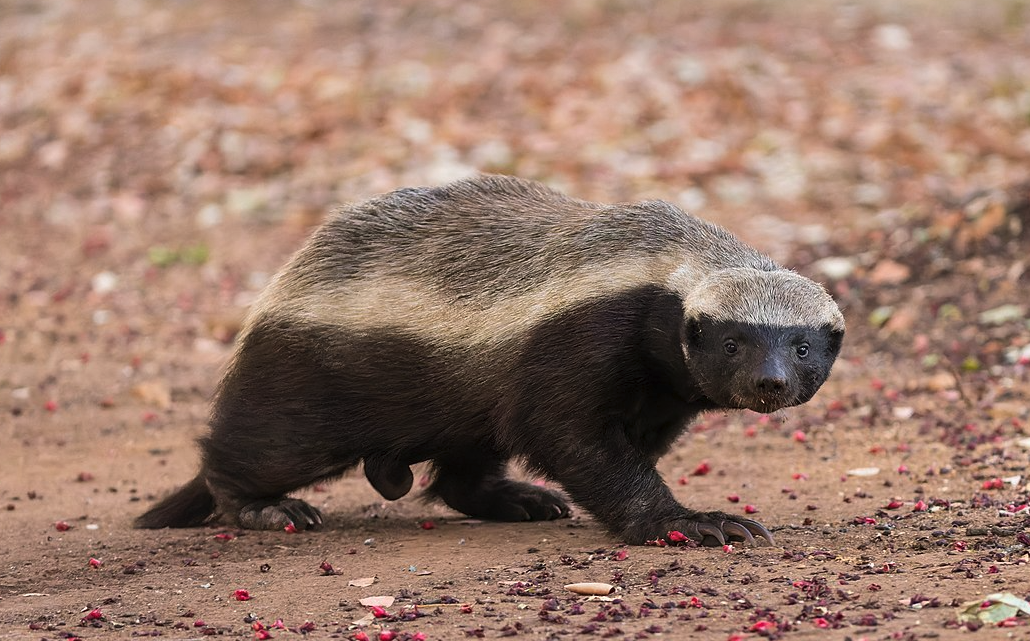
top-left (135, 175), bottom-right (844, 545)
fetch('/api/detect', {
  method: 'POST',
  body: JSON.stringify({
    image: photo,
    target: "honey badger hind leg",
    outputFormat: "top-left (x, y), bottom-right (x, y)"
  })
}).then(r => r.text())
top-left (202, 467), bottom-right (327, 531)
top-left (198, 431), bottom-right (354, 531)
top-left (426, 454), bottom-right (570, 522)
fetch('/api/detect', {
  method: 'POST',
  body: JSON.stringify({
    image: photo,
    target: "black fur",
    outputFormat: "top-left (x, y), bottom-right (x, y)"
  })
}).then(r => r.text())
top-left (136, 176), bottom-right (843, 545)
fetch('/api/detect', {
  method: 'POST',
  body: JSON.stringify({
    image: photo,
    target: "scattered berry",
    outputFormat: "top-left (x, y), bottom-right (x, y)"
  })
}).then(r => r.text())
top-left (80, 608), bottom-right (103, 624)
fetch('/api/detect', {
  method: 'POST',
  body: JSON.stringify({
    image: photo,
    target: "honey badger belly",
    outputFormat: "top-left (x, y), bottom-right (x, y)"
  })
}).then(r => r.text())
top-left (136, 175), bottom-right (845, 545)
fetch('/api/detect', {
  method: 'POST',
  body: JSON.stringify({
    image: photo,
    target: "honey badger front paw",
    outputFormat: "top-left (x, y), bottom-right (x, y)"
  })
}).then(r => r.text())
top-left (237, 498), bottom-right (324, 531)
top-left (436, 479), bottom-right (571, 522)
top-left (622, 511), bottom-right (773, 546)
top-left (670, 511), bottom-right (773, 546)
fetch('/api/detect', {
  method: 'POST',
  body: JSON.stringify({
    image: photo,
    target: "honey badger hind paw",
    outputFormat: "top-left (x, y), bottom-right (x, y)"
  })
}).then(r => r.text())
top-left (673, 511), bottom-right (774, 547)
top-left (237, 498), bottom-right (324, 531)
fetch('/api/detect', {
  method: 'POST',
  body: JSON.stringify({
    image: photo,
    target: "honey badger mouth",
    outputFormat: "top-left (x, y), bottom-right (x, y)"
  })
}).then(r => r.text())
top-left (735, 390), bottom-right (799, 414)
top-left (712, 377), bottom-right (800, 414)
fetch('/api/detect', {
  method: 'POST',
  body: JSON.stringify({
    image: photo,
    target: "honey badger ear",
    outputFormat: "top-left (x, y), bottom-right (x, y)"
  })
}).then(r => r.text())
top-left (826, 326), bottom-right (845, 359)
top-left (682, 315), bottom-right (704, 347)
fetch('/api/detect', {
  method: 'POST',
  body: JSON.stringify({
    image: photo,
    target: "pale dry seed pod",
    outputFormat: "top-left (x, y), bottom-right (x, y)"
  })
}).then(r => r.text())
top-left (564, 582), bottom-right (615, 595)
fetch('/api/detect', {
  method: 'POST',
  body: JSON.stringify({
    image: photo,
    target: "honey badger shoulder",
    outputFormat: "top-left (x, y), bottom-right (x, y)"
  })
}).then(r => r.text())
top-left (135, 175), bottom-right (844, 545)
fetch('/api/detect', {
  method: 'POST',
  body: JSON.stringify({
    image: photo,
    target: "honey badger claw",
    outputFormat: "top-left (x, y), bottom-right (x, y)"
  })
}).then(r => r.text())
top-left (135, 175), bottom-right (843, 544)
top-left (238, 498), bottom-right (324, 531)
top-left (678, 513), bottom-right (773, 547)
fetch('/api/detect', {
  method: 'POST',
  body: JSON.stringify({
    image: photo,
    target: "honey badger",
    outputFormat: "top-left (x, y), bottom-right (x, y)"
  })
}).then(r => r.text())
top-left (136, 175), bottom-right (845, 545)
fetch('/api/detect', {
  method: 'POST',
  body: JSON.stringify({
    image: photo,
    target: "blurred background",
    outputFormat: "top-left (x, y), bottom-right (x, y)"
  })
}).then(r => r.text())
top-left (3, 4), bottom-right (1030, 633)
top-left (2, 0), bottom-right (1029, 433)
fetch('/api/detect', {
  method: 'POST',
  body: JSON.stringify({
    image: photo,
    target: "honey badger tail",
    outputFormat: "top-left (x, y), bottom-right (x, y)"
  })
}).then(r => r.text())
top-left (134, 475), bottom-right (214, 528)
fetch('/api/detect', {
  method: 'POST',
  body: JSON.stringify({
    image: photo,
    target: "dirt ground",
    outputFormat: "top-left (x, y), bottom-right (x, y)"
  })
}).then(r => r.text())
top-left (2, 1), bottom-right (1030, 639)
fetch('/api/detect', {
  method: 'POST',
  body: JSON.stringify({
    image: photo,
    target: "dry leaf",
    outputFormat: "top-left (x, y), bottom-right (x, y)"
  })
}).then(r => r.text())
top-left (131, 381), bottom-right (171, 409)
top-left (359, 595), bottom-right (395, 607)
top-left (868, 259), bottom-right (911, 285)
top-left (348, 576), bottom-right (376, 587)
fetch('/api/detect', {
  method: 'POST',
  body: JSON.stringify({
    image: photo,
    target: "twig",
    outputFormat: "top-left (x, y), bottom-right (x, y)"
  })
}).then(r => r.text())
top-left (944, 360), bottom-right (975, 409)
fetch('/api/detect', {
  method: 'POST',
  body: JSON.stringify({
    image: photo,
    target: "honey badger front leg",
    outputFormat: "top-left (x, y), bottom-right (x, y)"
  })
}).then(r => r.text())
top-left (531, 435), bottom-right (773, 546)
top-left (427, 450), bottom-right (570, 522)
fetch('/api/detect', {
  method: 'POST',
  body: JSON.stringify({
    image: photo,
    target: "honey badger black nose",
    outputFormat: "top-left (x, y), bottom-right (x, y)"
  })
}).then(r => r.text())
top-left (755, 376), bottom-right (787, 393)
top-left (753, 358), bottom-right (788, 393)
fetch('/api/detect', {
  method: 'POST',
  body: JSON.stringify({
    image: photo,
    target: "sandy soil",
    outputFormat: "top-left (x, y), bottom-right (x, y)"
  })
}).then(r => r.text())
top-left (2, 1), bottom-right (1029, 639)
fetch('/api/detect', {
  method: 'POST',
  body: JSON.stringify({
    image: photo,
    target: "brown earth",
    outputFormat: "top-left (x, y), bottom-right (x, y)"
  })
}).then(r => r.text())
top-left (2, 1), bottom-right (1029, 639)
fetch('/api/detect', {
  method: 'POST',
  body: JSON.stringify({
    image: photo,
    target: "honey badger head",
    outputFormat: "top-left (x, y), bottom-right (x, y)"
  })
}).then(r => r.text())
top-left (678, 267), bottom-right (845, 413)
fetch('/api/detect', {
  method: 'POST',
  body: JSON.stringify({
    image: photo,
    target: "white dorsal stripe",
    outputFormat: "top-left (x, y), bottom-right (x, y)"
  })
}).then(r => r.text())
top-left (247, 255), bottom-right (842, 350)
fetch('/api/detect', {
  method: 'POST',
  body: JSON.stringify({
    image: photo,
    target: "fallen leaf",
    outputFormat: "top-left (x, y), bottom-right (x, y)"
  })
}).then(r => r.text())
top-left (957, 592), bottom-right (1030, 624)
top-left (359, 596), bottom-right (395, 608)
top-left (978, 304), bottom-right (1025, 326)
top-left (348, 576), bottom-right (377, 587)
top-left (132, 381), bottom-right (171, 409)
top-left (868, 259), bottom-right (911, 285)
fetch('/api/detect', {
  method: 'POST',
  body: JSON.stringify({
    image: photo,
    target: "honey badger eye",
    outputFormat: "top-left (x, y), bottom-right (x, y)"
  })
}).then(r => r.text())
top-left (796, 343), bottom-right (810, 358)
top-left (723, 339), bottom-right (738, 355)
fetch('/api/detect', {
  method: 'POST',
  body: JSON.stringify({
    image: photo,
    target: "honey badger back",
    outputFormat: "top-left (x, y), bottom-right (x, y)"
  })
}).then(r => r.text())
top-left (136, 175), bottom-right (844, 545)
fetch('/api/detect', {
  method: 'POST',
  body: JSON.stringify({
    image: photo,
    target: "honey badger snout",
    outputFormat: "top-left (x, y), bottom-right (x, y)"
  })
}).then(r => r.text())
top-left (753, 356), bottom-right (789, 394)
top-left (744, 354), bottom-right (797, 411)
